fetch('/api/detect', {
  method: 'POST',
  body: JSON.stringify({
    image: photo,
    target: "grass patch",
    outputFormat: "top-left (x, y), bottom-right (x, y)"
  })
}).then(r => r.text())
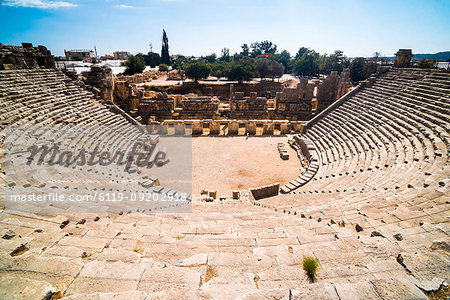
top-left (175, 234), bottom-right (185, 240)
top-left (302, 256), bottom-right (319, 282)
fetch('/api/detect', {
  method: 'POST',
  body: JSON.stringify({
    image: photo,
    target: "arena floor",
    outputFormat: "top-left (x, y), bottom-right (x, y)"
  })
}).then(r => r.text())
top-left (192, 136), bottom-right (301, 196)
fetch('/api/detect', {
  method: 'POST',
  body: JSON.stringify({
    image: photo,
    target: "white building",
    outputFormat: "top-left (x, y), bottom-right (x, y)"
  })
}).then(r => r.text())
top-left (64, 49), bottom-right (94, 60)
top-left (436, 62), bottom-right (450, 70)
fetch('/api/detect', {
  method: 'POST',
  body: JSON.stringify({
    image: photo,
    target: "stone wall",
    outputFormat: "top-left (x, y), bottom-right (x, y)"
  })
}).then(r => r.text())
top-left (0, 43), bottom-right (55, 70)
top-left (83, 66), bottom-right (115, 101)
top-left (230, 91), bottom-right (268, 119)
top-left (394, 49), bottom-right (413, 68)
top-left (316, 69), bottom-right (351, 112)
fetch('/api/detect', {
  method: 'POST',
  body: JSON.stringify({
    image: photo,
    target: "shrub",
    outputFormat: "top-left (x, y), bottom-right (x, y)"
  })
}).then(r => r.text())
top-left (123, 55), bottom-right (145, 75)
top-left (159, 63), bottom-right (169, 72)
top-left (302, 256), bottom-right (319, 282)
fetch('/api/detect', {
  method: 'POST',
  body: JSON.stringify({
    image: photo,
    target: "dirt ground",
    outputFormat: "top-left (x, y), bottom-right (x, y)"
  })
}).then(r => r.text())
top-left (192, 136), bottom-right (301, 196)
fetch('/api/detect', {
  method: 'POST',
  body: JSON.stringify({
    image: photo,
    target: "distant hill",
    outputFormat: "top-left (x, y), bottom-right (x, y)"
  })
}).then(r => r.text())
top-left (384, 51), bottom-right (450, 61)
top-left (412, 51), bottom-right (450, 60)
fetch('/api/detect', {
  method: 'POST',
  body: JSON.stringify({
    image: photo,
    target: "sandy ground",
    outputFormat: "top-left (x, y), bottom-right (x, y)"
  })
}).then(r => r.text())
top-left (192, 136), bottom-right (301, 196)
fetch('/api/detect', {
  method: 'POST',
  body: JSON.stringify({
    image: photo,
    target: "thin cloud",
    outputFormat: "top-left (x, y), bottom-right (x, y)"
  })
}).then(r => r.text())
top-left (116, 4), bottom-right (134, 8)
top-left (2, 0), bottom-right (77, 8)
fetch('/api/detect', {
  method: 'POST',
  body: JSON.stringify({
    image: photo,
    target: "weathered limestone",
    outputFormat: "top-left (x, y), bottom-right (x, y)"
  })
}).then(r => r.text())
top-left (174, 120), bottom-right (185, 135)
top-left (250, 183), bottom-right (279, 200)
top-left (0, 65), bottom-right (449, 299)
top-left (394, 49), bottom-right (413, 68)
top-left (263, 121), bottom-right (274, 135)
top-left (84, 65), bottom-right (114, 101)
top-left (228, 120), bottom-right (239, 135)
top-left (190, 120), bottom-right (203, 135)
top-left (209, 120), bottom-right (220, 135)
top-left (0, 43), bottom-right (55, 70)
top-left (245, 121), bottom-right (257, 135)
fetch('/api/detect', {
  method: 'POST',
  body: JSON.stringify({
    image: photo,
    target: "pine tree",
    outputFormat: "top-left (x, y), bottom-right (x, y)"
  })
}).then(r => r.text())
top-left (161, 29), bottom-right (170, 65)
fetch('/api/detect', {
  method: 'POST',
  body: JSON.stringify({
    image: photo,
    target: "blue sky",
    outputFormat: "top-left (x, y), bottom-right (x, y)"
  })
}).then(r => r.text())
top-left (1, 0), bottom-right (449, 57)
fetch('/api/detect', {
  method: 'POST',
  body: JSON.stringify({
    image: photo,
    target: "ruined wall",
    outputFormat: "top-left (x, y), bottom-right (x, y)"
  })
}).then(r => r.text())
top-left (161, 81), bottom-right (283, 100)
top-left (138, 92), bottom-right (174, 122)
top-left (316, 69), bottom-right (351, 113)
top-left (394, 49), bottom-right (413, 68)
top-left (116, 70), bottom-right (162, 84)
top-left (230, 91), bottom-right (268, 119)
top-left (0, 43), bottom-right (55, 70)
top-left (84, 66), bottom-right (115, 102)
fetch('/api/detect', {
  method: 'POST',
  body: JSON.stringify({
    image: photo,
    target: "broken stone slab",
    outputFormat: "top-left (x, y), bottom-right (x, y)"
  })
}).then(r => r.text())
top-left (371, 278), bottom-right (428, 300)
top-left (2, 229), bottom-right (16, 240)
top-left (290, 283), bottom-right (340, 299)
top-left (334, 279), bottom-right (381, 300)
top-left (415, 277), bottom-right (445, 292)
top-left (138, 266), bottom-right (202, 292)
top-left (430, 240), bottom-right (450, 252)
top-left (176, 253), bottom-right (208, 267)
top-left (0, 276), bottom-right (56, 300)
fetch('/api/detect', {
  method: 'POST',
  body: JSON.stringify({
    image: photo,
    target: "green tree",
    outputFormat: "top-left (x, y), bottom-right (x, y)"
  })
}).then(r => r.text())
top-left (172, 55), bottom-right (188, 70)
top-left (269, 60), bottom-right (285, 80)
top-left (220, 48), bottom-right (230, 62)
top-left (320, 50), bottom-right (346, 74)
top-left (204, 53), bottom-right (217, 63)
top-left (210, 60), bottom-right (228, 79)
top-left (146, 52), bottom-right (161, 68)
top-left (250, 40), bottom-right (277, 57)
top-left (275, 50), bottom-right (291, 73)
top-left (123, 55), bottom-right (146, 75)
top-left (159, 63), bottom-right (169, 72)
top-left (349, 57), bottom-right (365, 83)
top-left (161, 29), bottom-right (170, 65)
top-left (294, 49), bottom-right (320, 76)
top-left (185, 60), bottom-right (211, 83)
top-left (255, 59), bottom-right (271, 80)
top-left (240, 43), bottom-right (250, 56)
top-left (295, 47), bottom-right (309, 59)
top-left (224, 57), bottom-right (255, 83)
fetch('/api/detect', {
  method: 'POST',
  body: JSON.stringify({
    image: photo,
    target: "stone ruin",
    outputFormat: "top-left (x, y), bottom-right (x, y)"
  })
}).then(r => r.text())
top-left (0, 43), bottom-right (54, 70)
top-left (179, 96), bottom-right (219, 119)
top-left (230, 91), bottom-right (268, 119)
top-left (0, 45), bottom-right (449, 299)
top-left (394, 49), bottom-right (413, 68)
top-left (83, 65), bottom-right (115, 101)
top-left (109, 69), bottom-right (351, 123)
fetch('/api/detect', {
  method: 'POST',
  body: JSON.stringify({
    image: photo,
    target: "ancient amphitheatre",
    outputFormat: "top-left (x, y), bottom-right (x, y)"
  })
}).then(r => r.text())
top-left (0, 42), bottom-right (449, 300)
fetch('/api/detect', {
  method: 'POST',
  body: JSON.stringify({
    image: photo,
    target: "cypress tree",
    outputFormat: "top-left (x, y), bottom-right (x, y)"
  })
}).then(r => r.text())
top-left (161, 29), bottom-right (170, 65)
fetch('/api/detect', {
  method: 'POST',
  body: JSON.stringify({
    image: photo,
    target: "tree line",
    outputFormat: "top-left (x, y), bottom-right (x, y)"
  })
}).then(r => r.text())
top-left (124, 37), bottom-right (393, 83)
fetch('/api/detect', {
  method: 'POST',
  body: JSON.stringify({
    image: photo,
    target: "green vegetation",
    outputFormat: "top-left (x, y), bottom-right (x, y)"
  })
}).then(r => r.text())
top-left (302, 256), bottom-right (319, 282)
top-left (416, 58), bottom-right (437, 69)
top-left (140, 38), bottom-right (396, 82)
top-left (224, 57), bottom-right (255, 83)
top-left (161, 29), bottom-right (170, 65)
top-left (159, 63), bottom-right (169, 72)
top-left (349, 57), bottom-right (365, 83)
top-left (123, 55), bottom-right (145, 75)
top-left (185, 60), bottom-right (211, 83)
